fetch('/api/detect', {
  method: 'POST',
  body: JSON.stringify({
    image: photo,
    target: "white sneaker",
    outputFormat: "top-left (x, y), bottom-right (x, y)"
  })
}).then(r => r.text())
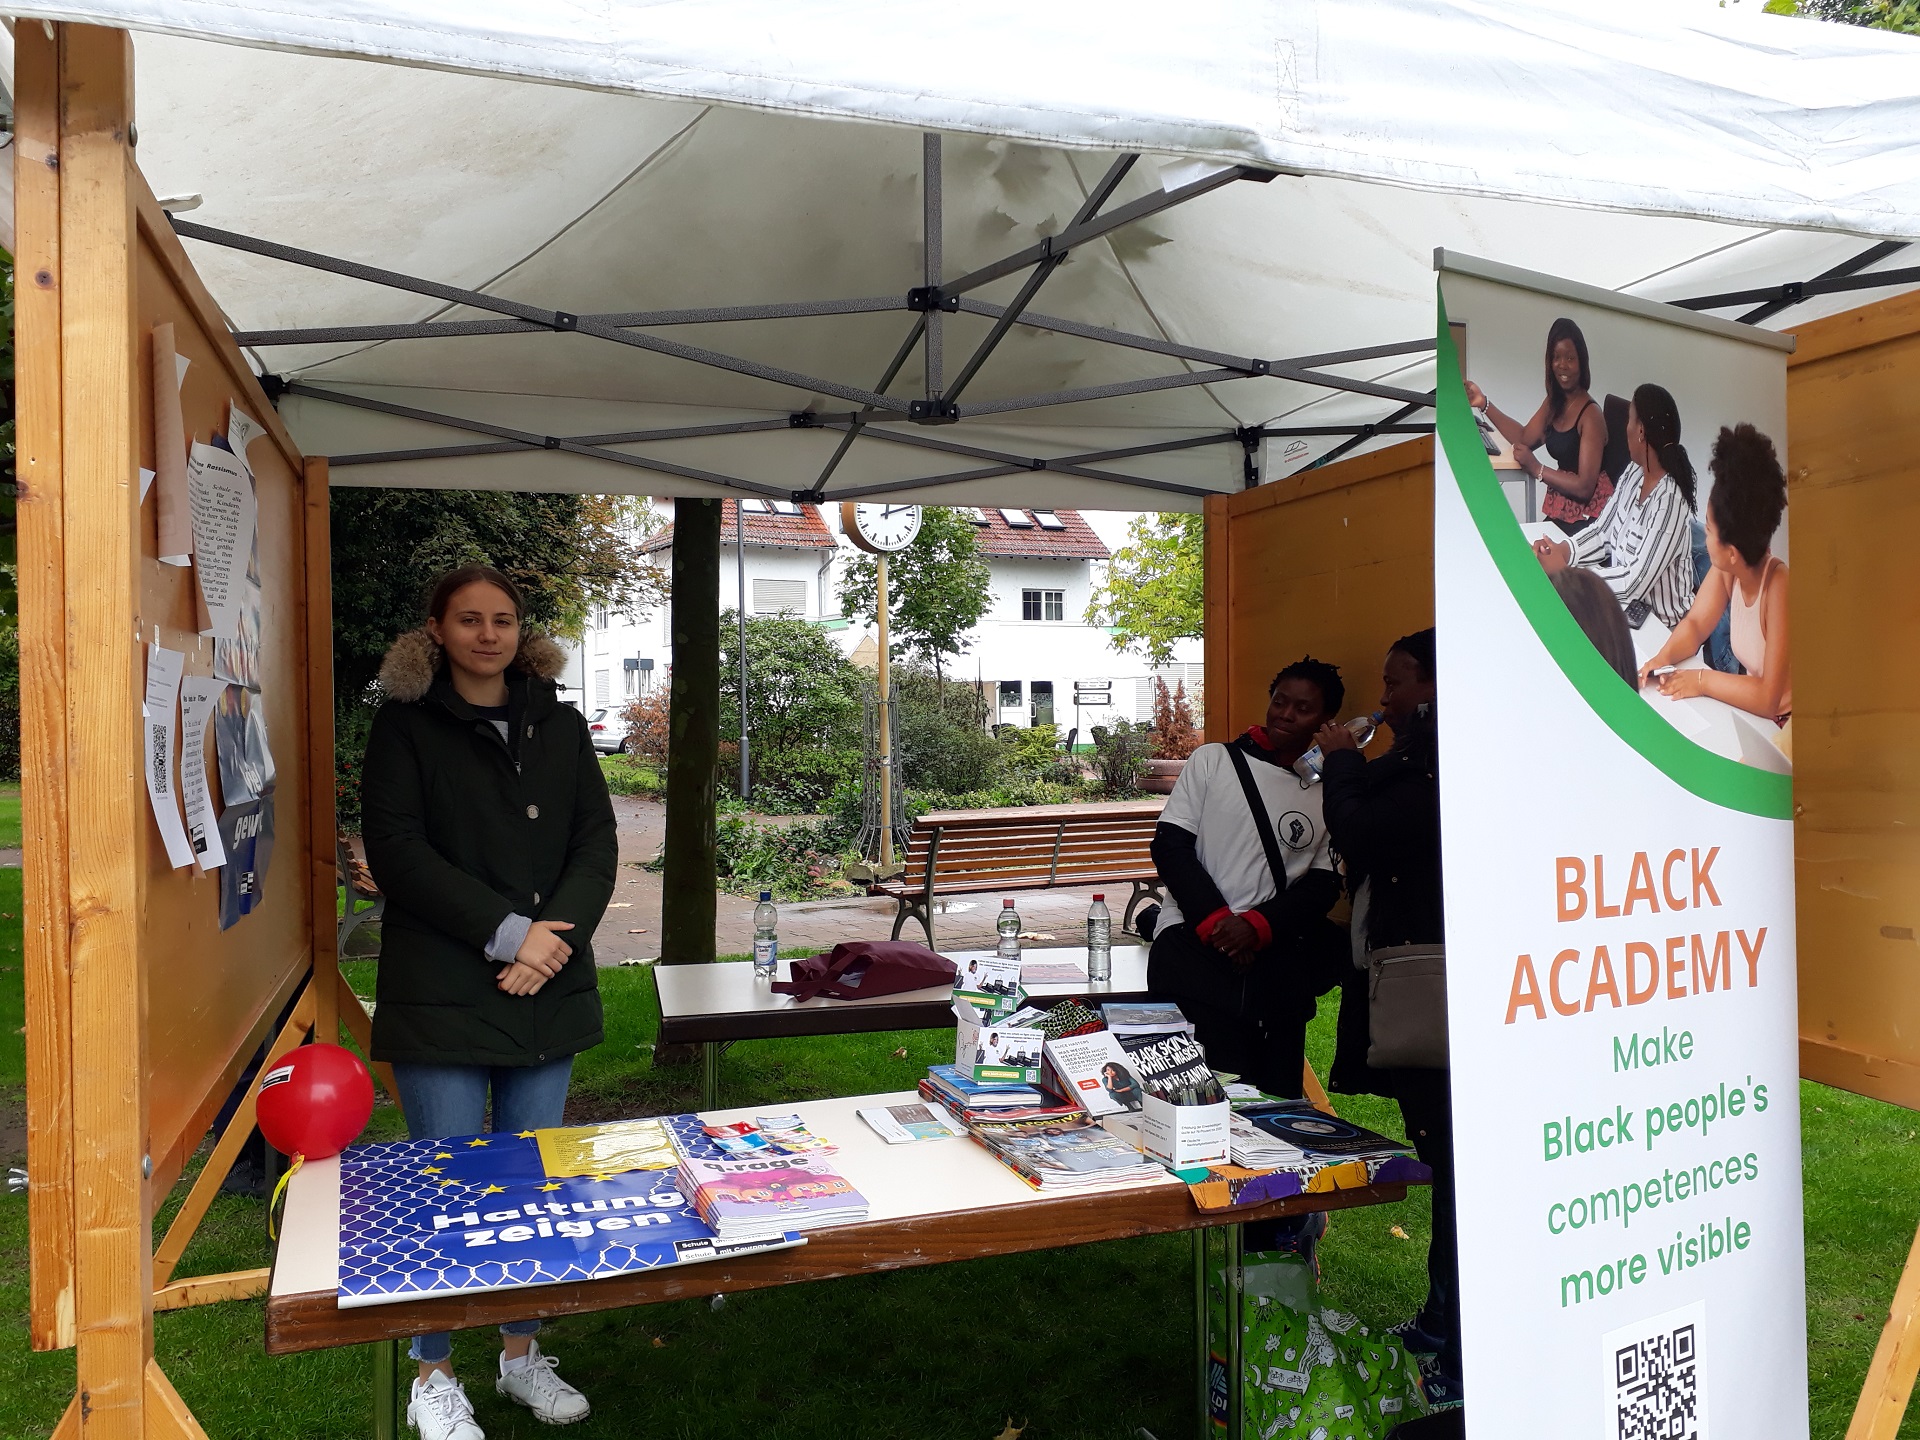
top-left (496, 1340), bottom-right (591, 1425)
top-left (408, 1371), bottom-right (485, 1440)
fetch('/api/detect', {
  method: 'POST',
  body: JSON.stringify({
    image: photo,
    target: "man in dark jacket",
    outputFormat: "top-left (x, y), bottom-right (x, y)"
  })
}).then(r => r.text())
top-left (1146, 656), bottom-right (1350, 1099)
top-left (1316, 627), bottom-right (1460, 1406)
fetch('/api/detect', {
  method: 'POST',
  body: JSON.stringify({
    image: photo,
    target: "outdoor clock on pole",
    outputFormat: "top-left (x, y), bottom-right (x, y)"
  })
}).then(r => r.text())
top-left (840, 502), bottom-right (923, 554)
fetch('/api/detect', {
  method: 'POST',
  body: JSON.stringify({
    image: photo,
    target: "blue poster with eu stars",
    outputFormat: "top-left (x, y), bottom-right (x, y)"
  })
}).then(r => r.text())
top-left (337, 1128), bottom-right (803, 1308)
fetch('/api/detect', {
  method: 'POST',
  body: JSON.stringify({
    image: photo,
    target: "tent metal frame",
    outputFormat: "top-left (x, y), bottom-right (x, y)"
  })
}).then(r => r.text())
top-left (181, 140), bottom-right (1920, 505)
top-left (178, 138), bottom-right (1443, 502)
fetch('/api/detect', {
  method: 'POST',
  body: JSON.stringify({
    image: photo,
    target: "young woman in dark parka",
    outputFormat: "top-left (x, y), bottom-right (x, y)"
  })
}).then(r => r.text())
top-left (1312, 628), bottom-right (1462, 1409)
top-left (361, 564), bottom-right (618, 1439)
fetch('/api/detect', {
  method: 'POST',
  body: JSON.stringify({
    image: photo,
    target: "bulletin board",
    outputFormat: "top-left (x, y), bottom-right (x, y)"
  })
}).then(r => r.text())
top-left (134, 217), bottom-right (321, 1200)
top-left (1202, 436), bottom-right (1436, 742)
top-left (1787, 292), bottom-right (1920, 1114)
top-left (16, 23), bottom-right (339, 1405)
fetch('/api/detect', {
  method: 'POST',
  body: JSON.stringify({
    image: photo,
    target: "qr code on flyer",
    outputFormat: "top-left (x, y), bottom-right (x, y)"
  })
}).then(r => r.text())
top-left (1603, 1302), bottom-right (1707, 1440)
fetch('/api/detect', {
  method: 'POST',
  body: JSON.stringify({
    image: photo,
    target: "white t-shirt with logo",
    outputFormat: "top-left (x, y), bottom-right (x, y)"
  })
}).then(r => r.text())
top-left (1156, 741), bottom-right (1334, 931)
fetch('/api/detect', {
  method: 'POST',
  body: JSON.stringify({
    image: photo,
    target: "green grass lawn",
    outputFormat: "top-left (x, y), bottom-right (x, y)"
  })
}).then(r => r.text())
top-left (1, 897), bottom-right (1917, 1437)
top-left (0, 785), bottom-right (21, 851)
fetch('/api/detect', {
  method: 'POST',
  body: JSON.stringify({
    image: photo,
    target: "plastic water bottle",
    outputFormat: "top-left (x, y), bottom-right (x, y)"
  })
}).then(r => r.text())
top-left (997, 898), bottom-right (1022, 960)
top-left (1086, 893), bottom-right (1112, 981)
top-left (752, 892), bottom-right (779, 977)
top-left (1294, 712), bottom-right (1382, 784)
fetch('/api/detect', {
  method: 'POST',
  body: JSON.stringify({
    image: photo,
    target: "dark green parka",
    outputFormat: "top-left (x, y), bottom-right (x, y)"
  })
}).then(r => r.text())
top-left (361, 628), bottom-right (618, 1068)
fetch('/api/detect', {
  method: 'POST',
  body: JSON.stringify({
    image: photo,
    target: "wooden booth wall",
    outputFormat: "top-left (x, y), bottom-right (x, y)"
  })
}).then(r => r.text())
top-left (1787, 293), bottom-right (1920, 1113)
top-left (1203, 437), bottom-right (1435, 744)
top-left (17, 22), bottom-right (336, 1358)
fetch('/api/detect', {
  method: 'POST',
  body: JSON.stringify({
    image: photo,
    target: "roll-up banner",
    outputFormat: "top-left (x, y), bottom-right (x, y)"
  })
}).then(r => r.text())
top-left (1433, 254), bottom-right (1803, 1437)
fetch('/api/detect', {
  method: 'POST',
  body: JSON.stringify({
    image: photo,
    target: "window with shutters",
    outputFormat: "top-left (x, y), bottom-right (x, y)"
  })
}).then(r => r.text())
top-left (594, 670), bottom-right (611, 705)
top-left (752, 578), bottom-right (808, 615)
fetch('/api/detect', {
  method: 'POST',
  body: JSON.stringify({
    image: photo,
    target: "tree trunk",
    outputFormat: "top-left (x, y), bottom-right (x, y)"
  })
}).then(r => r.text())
top-left (661, 498), bottom-right (720, 971)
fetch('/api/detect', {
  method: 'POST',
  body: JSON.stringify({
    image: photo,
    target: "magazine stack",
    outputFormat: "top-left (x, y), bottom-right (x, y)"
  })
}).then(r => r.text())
top-left (964, 1112), bottom-right (1161, 1192)
top-left (665, 1115), bottom-right (870, 1240)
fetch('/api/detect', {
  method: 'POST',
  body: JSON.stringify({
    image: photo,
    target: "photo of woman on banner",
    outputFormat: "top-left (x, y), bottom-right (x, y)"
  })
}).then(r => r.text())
top-left (1532, 382), bottom-right (1698, 631)
top-left (1313, 629), bottom-right (1462, 1406)
top-left (1464, 317), bottom-right (1614, 532)
top-left (1638, 423), bottom-right (1792, 740)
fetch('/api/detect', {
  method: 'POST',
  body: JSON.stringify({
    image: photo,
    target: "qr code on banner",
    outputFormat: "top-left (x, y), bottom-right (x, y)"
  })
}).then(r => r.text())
top-left (1604, 1302), bottom-right (1707, 1440)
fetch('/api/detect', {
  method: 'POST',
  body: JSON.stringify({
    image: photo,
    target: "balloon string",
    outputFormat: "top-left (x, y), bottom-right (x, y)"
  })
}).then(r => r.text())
top-left (268, 1152), bottom-right (306, 1240)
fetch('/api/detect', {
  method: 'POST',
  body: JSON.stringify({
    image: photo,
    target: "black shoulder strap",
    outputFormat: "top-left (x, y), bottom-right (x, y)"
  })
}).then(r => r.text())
top-left (1224, 742), bottom-right (1290, 897)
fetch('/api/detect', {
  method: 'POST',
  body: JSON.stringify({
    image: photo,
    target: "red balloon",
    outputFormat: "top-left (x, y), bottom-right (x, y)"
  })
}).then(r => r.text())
top-left (256, 1044), bottom-right (374, 1160)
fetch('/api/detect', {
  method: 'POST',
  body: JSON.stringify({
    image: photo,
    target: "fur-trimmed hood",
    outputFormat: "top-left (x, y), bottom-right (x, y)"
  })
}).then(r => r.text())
top-left (377, 627), bottom-right (569, 704)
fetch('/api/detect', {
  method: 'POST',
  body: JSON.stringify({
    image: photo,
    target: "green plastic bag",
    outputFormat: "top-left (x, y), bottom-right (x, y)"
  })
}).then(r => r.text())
top-left (1208, 1254), bottom-right (1428, 1439)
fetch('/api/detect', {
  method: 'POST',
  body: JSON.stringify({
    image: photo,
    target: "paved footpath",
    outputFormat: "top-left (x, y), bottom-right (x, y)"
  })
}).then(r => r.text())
top-left (335, 794), bottom-right (1138, 962)
top-left (598, 796), bottom-right (1130, 961)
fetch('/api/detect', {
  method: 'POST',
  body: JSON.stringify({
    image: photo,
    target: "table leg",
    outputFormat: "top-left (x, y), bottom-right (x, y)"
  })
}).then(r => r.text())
top-left (702, 1040), bottom-right (721, 1111)
top-left (373, 1337), bottom-right (400, 1440)
top-left (1225, 1224), bottom-right (1245, 1440)
top-left (1194, 1228), bottom-right (1211, 1440)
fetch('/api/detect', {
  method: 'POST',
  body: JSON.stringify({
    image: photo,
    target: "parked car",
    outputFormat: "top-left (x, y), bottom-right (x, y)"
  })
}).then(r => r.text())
top-left (585, 707), bottom-right (630, 755)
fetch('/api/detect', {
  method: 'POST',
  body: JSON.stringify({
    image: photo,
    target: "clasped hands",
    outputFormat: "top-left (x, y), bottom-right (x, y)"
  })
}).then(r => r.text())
top-left (1210, 913), bottom-right (1262, 970)
top-left (498, 919), bottom-right (576, 995)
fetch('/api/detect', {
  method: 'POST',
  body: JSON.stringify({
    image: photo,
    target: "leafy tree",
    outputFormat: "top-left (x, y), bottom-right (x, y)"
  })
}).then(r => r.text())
top-left (1770, 0), bottom-right (1920, 29)
top-left (330, 488), bottom-right (665, 823)
top-left (1085, 512), bottom-right (1203, 668)
top-left (718, 611), bottom-right (867, 809)
top-left (331, 489), bottom-right (664, 706)
top-left (838, 506), bottom-right (991, 686)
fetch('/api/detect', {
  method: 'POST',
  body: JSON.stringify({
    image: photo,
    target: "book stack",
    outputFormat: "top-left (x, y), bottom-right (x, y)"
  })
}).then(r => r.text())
top-left (1101, 1001), bottom-right (1197, 1040)
top-left (921, 1064), bottom-right (1077, 1123)
top-left (1231, 1102), bottom-right (1413, 1170)
top-left (965, 1113), bottom-right (1161, 1193)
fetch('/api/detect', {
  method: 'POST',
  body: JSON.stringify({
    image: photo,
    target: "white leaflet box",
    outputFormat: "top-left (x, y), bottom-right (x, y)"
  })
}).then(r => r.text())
top-left (1141, 1093), bottom-right (1230, 1169)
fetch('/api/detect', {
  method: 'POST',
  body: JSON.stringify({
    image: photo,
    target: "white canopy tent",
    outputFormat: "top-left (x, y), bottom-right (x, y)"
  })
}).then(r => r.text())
top-left (5, 0), bottom-right (1919, 508)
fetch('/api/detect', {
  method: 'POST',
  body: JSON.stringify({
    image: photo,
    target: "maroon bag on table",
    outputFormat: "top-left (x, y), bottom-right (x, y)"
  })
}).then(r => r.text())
top-left (770, 940), bottom-right (957, 1002)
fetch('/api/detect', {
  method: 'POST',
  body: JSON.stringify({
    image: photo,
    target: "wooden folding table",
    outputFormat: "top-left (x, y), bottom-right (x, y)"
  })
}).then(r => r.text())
top-left (653, 945), bottom-right (1154, 1106)
top-left (268, 1089), bottom-right (1416, 1439)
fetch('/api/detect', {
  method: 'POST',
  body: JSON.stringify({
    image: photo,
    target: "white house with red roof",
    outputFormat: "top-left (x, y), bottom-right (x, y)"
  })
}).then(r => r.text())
top-left (561, 500), bottom-right (1201, 737)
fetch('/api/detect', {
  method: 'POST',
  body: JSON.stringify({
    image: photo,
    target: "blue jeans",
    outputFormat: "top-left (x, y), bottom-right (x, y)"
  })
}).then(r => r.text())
top-left (392, 1058), bottom-right (575, 1365)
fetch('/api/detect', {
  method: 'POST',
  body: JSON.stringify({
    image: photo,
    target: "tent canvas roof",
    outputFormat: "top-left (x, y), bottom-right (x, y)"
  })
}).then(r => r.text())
top-left (6, 1), bottom-right (1917, 508)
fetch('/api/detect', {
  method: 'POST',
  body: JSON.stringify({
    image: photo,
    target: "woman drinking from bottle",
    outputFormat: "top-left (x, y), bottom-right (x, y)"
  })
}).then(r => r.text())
top-left (362, 565), bottom-right (618, 1439)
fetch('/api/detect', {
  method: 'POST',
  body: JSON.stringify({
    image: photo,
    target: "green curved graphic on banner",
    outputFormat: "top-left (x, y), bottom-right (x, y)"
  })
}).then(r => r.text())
top-left (1434, 291), bottom-right (1792, 820)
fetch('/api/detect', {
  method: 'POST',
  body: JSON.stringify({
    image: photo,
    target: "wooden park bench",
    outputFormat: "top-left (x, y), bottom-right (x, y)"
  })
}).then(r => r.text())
top-left (337, 835), bottom-right (386, 958)
top-left (875, 800), bottom-right (1164, 948)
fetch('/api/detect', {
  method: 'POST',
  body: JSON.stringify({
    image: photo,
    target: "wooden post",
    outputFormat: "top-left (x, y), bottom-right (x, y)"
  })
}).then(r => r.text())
top-left (876, 552), bottom-right (893, 868)
top-left (1847, 1221), bottom-right (1920, 1440)
top-left (303, 457), bottom-right (340, 1045)
top-left (661, 498), bottom-right (720, 967)
top-left (1201, 493), bottom-right (1230, 745)
top-left (15, 16), bottom-right (78, 1354)
top-left (58, 23), bottom-right (155, 1438)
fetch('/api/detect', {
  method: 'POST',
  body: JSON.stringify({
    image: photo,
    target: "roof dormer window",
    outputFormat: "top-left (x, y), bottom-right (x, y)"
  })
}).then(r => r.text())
top-left (1000, 507), bottom-right (1033, 527)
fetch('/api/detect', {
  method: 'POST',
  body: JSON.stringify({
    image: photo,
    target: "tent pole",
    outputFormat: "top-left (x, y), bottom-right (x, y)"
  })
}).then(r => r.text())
top-left (661, 500), bottom-right (721, 970)
top-left (736, 500), bottom-right (749, 801)
top-left (923, 133), bottom-right (942, 397)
